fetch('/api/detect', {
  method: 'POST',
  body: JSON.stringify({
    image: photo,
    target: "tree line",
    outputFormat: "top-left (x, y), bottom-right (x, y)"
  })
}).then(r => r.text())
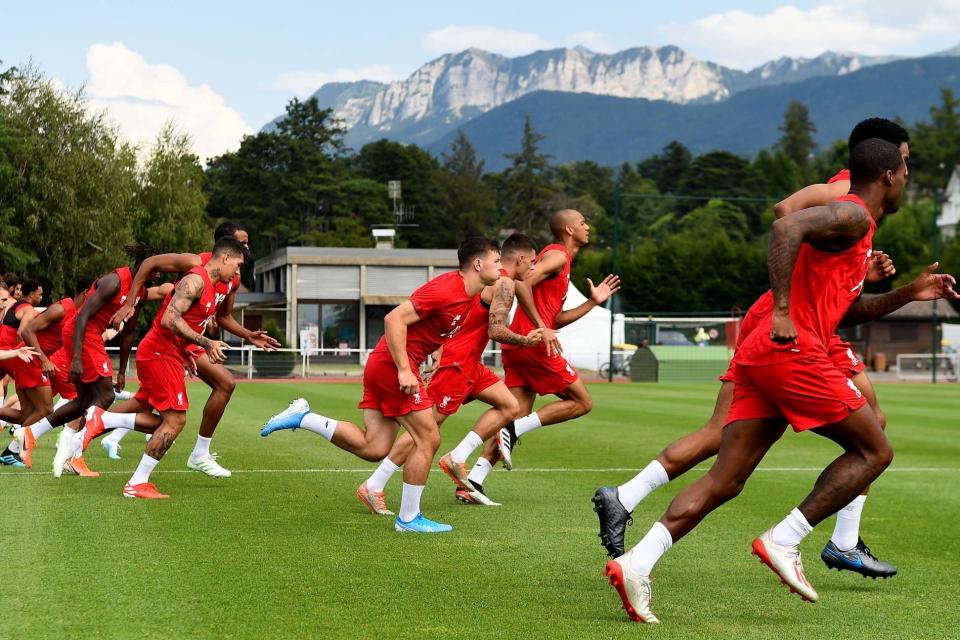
top-left (2, 61), bottom-right (959, 313)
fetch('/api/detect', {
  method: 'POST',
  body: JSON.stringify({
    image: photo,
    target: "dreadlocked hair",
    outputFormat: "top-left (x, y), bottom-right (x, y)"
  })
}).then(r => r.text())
top-left (125, 242), bottom-right (161, 263)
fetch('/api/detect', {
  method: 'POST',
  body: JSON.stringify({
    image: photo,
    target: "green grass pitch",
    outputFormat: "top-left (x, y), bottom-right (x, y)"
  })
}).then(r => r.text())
top-left (2, 382), bottom-right (958, 639)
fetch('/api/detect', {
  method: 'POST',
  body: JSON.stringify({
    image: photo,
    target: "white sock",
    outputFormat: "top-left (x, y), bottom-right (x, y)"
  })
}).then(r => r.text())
top-left (514, 412), bottom-right (543, 438)
top-left (129, 453), bottom-right (160, 485)
top-left (771, 508), bottom-right (814, 548)
top-left (467, 457), bottom-right (494, 486)
top-left (53, 397), bottom-right (70, 411)
top-left (831, 495), bottom-right (867, 551)
top-left (449, 431), bottom-right (483, 464)
top-left (628, 522), bottom-right (673, 575)
top-left (190, 435), bottom-right (212, 461)
top-left (103, 427), bottom-right (130, 446)
top-left (113, 390), bottom-right (133, 401)
top-left (102, 411), bottom-right (136, 430)
top-left (69, 429), bottom-right (84, 458)
top-left (398, 482), bottom-right (424, 522)
top-left (617, 460), bottom-right (670, 512)
top-left (366, 457), bottom-right (400, 493)
top-left (31, 418), bottom-right (53, 440)
top-left (7, 440), bottom-right (20, 453)
top-left (300, 413), bottom-right (337, 441)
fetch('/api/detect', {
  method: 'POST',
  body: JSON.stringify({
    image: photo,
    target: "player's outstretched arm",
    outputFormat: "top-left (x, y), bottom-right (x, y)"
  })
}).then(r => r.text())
top-left (840, 262), bottom-right (959, 327)
top-left (0, 346), bottom-right (39, 363)
top-left (488, 278), bottom-right (542, 347)
top-left (554, 274), bottom-right (621, 329)
top-left (160, 274), bottom-right (222, 358)
top-left (112, 253), bottom-right (202, 328)
top-left (774, 181), bottom-right (849, 218)
top-left (384, 300), bottom-right (420, 395)
top-left (216, 288), bottom-right (279, 351)
top-left (768, 201), bottom-right (872, 342)
top-left (71, 272), bottom-right (120, 381)
top-left (19, 302), bottom-right (65, 376)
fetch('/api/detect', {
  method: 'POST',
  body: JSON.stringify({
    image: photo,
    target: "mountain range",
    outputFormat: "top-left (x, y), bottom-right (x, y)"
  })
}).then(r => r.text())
top-left (267, 44), bottom-right (960, 167)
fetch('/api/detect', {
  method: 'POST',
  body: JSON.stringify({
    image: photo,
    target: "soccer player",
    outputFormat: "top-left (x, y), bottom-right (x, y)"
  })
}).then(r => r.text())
top-left (10, 243), bottom-right (161, 471)
top-left (85, 237), bottom-right (245, 498)
top-left (355, 233), bottom-right (543, 513)
top-left (261, 237), bottom-right (502, 533)
top-left (0, 280), bottom-right (53, 464)
top-left (606, 139), bottom-right (957, 622)
top-left (104, 221), bottom-right (278, 474)
top-left (13, 275), bottom-right (99, 475)
top-left (592, 118), bottom-right (908, 577)
top-left (491, 210), bottom-right (620, 481)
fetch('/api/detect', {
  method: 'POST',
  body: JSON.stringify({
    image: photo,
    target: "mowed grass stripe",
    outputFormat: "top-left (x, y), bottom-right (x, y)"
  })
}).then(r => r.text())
top-left (2, 381), bottom-right (958, 640)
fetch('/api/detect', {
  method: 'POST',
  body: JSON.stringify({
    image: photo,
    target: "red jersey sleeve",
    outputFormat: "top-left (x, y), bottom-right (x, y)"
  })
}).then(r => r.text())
top-left (409, 272), bottom-right (462, 320)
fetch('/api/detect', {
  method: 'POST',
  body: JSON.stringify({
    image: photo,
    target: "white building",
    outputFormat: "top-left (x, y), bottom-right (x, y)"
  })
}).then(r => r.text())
top-left (937, 165), bottom-right (960, 239)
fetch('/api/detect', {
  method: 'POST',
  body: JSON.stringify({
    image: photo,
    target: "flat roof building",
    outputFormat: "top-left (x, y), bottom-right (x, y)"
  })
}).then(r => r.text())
top-left (247, 246), bottom-right (459, 361)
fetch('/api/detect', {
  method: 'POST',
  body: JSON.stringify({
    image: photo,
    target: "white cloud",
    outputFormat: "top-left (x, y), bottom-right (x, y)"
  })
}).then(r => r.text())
top-left (271, 65), bottom-right (399, 96)
top-left (84, 42), bottom-right (252, 162)
top-left (566, 31), bottom-right (615, 54)
top-left (662, 1), bottom-right (960, 69)
top-left (422, 25), bottom-right (551, 56)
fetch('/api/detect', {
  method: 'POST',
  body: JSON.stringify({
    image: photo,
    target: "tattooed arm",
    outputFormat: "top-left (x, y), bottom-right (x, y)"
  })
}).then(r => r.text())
top-left (768, 200), bottom-right (873, 342)
top-left (840, 262), bottom-right (959, 327)
top-left (487, 278), bottom-right (543, 347)
top-left (160, 274), bottom-right (229, 364)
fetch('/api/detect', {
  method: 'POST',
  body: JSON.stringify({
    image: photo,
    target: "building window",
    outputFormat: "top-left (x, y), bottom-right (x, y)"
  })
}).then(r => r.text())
top-left (298, 301), bottom-right (359, 360)
top-left (890, 323), bottom-right (918, 343)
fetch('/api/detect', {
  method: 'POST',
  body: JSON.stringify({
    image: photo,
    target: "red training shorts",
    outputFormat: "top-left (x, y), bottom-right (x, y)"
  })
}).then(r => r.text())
top-left (134, 354), bottom-right (188, 412)
top-left (429, 364), bottom-right (500, 415)
top-left (8, 354), bottom-right (50, 390)
top-left (726, 355), bottom-right (867, 432)
top-left (827, 335), bottom-right (865, 376)
top-left (48, 350), bottom-right (77, 400)
top-left (503, 345), bottom-right (579, 396)
top-left (358, 349), bottom-right (433, 418)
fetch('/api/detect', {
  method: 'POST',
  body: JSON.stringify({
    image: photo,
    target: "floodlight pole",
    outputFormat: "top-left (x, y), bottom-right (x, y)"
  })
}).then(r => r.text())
top-left (932, 192), bottom-right (943, 384)
top-left (608, 184), bottom-right (621, 383)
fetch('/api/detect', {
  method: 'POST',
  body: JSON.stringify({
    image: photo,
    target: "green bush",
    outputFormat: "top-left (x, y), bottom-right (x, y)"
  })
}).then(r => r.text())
top-left (253, 319), bottom-right (296, 377)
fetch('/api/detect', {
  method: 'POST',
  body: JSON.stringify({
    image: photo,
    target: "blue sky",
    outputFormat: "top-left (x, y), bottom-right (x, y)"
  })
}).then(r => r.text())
top-left (3, 0), bottom-right (957, 159)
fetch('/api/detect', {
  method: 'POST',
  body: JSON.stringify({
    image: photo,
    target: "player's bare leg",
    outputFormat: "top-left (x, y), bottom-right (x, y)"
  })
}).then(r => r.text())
top-left (594, 381), bottom-right (733, 557)
top-left (820, 371), bottom-right (896, 577)
top-left (390, 408), bottom-right (452, 531)
top-left (182, 354), bottom-right (236, 477)
top-left (606, 418), bottom-right (786, 621)
top-left (357, 409), bottom-right (447, 516)
top-left (443, 383), bottom-right (518, 505)
top-left (124, 409), bottom-right (188, 499)
top-left (495, 385), bottom-right (536, 470)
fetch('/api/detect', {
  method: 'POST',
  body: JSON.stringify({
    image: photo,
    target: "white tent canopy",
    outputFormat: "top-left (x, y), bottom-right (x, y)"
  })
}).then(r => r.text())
top-left (556, 282), bottom-right (625, 371)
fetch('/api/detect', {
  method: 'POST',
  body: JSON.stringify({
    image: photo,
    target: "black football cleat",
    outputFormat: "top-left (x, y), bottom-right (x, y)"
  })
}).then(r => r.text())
top-left (593, 486), bottom-right (633, 558)
top-left (821, 537), bottom-right (897, 579)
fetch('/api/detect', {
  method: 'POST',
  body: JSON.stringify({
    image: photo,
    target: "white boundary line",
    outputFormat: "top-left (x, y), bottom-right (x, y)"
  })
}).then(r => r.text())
top-left (2, 466), bottom-right (958, 477)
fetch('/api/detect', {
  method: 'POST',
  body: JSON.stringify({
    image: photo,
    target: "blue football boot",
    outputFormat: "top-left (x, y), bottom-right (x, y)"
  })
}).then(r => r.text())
top-left (821, 537), bottom-right (897, 578)
top-left (394, 513), bottom-right (453, 533)
top-left (260, 398), bottom-right (311, 437)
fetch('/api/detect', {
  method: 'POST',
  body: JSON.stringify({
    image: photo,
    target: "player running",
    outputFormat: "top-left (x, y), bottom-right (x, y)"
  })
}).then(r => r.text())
top-left (10, 243), bottom-right (161, 472)
top-left (355, 233), bottom-right (543, 513)
top-left (592, 118), bottom-right (909, 578)
top-left (84, 237), bottom-right (245, 498)
top-left (605, 139), bottom-right (957, 622)
top-left (104, 221), bottom-right (278, 474)
top-left (0, 280), bottom-right (51, 447)
top-left (261, 237), bottom-right (502, 533)
top-left (490, 210), bottom-right (620, 484)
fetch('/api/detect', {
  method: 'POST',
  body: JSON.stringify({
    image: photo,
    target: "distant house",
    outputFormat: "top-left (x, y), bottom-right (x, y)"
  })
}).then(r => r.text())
top-left (845, 296), bottom-right (960, 370)
top-left (937, 164), bottom-right (960, 238)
